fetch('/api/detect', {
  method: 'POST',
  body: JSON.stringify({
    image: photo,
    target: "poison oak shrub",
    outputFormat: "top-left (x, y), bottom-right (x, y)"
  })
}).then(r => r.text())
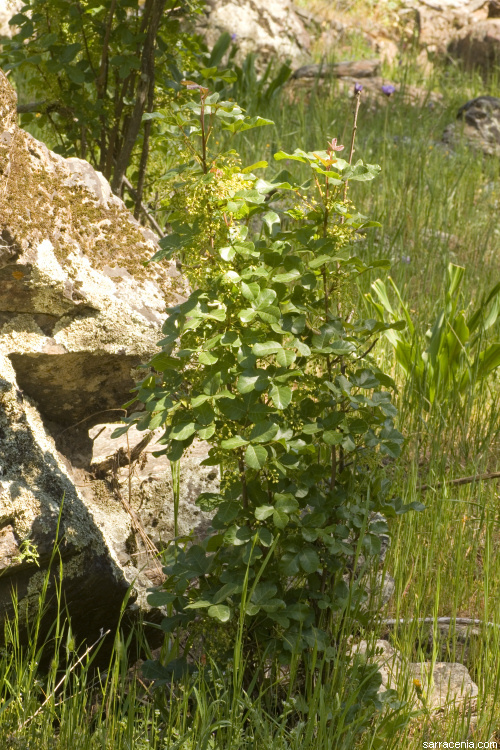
top-left (116, 76), bottom-right (422, 670)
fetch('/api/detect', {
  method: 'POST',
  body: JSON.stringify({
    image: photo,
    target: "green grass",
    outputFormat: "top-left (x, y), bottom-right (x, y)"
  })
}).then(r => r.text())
top-left (5, 54), bottom-right (500, 746)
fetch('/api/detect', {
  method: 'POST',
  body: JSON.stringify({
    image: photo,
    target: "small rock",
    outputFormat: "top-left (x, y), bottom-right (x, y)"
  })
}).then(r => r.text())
top-left (363, 571), bottom-right (396, 611)
top-left (489, 0), bottom-right (500, 18)
top-left (349, 639), bottom-right (402, 691)
top-left (443, 95), bottom-right (500, 157)
top-left (449, 18), bottom-right (500, 72)
top-left (350, 639), bottom-right (479, 708)
top-left (409, 661), bottom-right (478, 709)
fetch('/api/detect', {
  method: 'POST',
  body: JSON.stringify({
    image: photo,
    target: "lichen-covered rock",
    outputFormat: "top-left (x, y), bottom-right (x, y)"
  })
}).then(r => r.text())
top-left (401, 0), bottom-right (490, 68)
top-left (449, 18), bottom-right (500, 71)
top-left (409, 661), bottom-right (478, 709)
top-left (0, 360), bottom-right (128, 636)
top-left (87, 424), bottom-right (215, 574)
top-left (198, 0), bottom-right (311, 66)
top-left (443, 95), bottom-right (500, 157)
top-left (0, 68), bottom-right (215, 643)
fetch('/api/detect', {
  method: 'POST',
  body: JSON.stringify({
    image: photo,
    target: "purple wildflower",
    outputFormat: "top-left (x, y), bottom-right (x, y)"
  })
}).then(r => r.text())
top-left (354, 82), bottom-right (363, 93)
top-left (381, 84), bottom-right (396, 97)
top-left (401, 255), bottom-right (411, 264)
top-left (231, 32), bottom-right (237, 41)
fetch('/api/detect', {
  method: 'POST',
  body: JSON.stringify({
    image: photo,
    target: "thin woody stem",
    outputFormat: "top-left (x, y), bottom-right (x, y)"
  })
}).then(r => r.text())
top-left (342, 89), bottom-right (362, 206)
top-left (200, 93), bottom-right (207, 174)
top-left (239, 457), bottom-right (248, 510)
top-left (330, 446), bottom-right (337, 491)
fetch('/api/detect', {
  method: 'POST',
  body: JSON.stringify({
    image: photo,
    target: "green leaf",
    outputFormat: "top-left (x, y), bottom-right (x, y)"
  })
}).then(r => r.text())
top-left (274, 149), bottom-right (309, 163)
top-left (213, 502), bottom-right (240, 526)
top-left (254, 289), bottom-right (277, 310)
top-left (275, 494), bottom-right (299, 513)
top-left (242, 161), bottom-right (268, 173)
top-left (249, 421), bottom-right (279, 443)
top-left (263, 211), bottom-right (280, 233)
top-left (276, 348), bottom-right (296, 367)
top-left (60, 42), bottom-right (81, 63)
top-left (199, 351), bottom-right (218, 365)
top-left (294, 339), bottom-right (311, 356)
top-left (273, 509), bottom-right (289, 529)
top-left (241, 281), bottom-right (260, 300)
top-left (163, 441), bottom-right (184, 461)
top-left (208, 31), bottom-right (232, 66)
top-left (66, 66), bottom-right (85, 84)
top-left (220, 246), bottom-right (235, 261)
top-left (244, 444), bottom-right (268, 470)
top-left (184, 600), bottom-right (213, 610)
top-left (238, 308), bottom-right (257, 323)
top-left (207, 605), bottom-right (231, 622)
top-left (150, 353), bottom-right (179, 371)
top-left (197, 424), bottom-right (216, 440)
top-left (328, 340), bottom-right (356, 355)
top-left (239, 308), bottom-right (257, 323)
top-left (286, 603), bottom-right (311, 623)
top-left (261, 598), bottom-right (285, 613)
top-left (255, 505), bottom-right (274, 520)
top-left (257, 527), bottom-right (274, 546)
top-left (299, 548), bottom-right (320, 573)
top-left (111, 424), bottom-right (131, 439)
top-left (322, 431), bottom-right (343, 445)
top-left (170, 422), bottom-right (197, 440)
top-left (270, 384), bottom-right (292, 410)
top-left (308, 255), bottom-right (333, 270)
top-left (147, 591), bottom-right (177, 607)
top-left (212, 582), bottom-right (241, 604)
top-left (273, 269), bottom-right (301, 283)
top-left (196, 492), bottom-right (222, 511)
top-left (222, 115), bottom-right (273, 134)
top-left (141, 659), bottom-right (191, 684)
top-left (252, 341), bottom-right (283, 357)
top-left (251, 582), bottom-right (277, 604)
top-left (343, 160), bottom-right (381, 182)
top-left (217, 397), bottom-right (247, 420)
top-left (237, 370), bottom-right (269, 394)
top-left (221, 435), bottom-right (248, 449)
top-left (476, 343), bottom-right (500, 379)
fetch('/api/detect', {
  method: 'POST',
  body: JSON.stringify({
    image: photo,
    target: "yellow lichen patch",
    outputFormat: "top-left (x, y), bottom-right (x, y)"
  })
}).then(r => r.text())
top-left (0, 71), bottom-right (180, 306)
